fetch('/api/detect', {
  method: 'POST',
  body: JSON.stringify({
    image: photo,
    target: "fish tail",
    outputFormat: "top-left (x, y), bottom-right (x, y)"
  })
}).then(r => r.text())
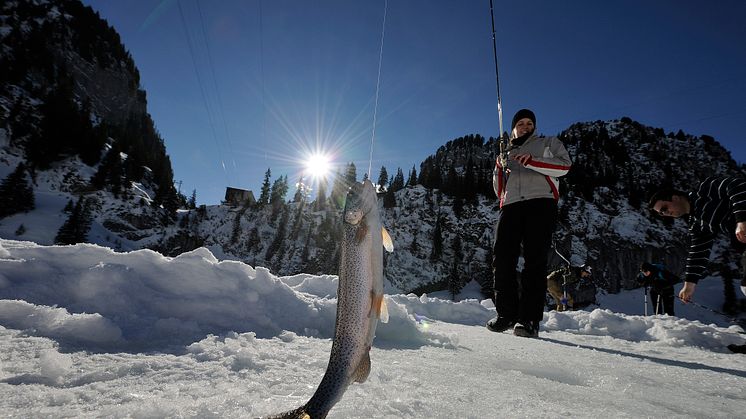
top-left (262, 405), bottom-right (313, 419)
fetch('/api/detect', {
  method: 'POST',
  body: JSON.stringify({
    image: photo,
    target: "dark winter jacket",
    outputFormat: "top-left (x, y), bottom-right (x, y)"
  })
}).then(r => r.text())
top-left (638, 263), bottom-right (680, 290)
top-left (493, 133), bottom-right (571, 208)
top-left (684, 176), bottom-right (746, 283)
top-left (547, 266), bottom-right (584, 285)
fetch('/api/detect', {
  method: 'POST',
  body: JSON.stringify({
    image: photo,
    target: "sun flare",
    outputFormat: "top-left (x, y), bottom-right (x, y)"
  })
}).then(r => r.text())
top-left (304, 153), bottom-right (332, 179)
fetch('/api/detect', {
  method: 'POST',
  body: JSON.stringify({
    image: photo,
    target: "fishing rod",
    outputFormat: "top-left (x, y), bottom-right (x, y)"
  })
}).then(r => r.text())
top-left (552, 240), bottom-right (571, 266)
top-left (685, 299), bottom-right (742, 323)
top-left (488, 0), bottom-right (507, 166)
top-left (551, 240), bottom-right (573, 310)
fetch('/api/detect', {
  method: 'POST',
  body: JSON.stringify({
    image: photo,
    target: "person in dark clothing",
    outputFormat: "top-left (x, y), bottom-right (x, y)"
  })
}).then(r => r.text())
top-left (650, 177), bottom-right (746, 354)
top-left (486, 109), bottom-right (572, 337)
top-left (637, 262), bottom-right (679, 316)
top-left (546, 264), bottom-right (592, 311)
top-left (649, 177), bottom-right (746, 303)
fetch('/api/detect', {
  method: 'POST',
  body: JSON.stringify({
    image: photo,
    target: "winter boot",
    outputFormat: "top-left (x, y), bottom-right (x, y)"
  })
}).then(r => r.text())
top-left (486, 316), bottom-right (516, 333)
top-left (513, 321), bottom-right (539, 338)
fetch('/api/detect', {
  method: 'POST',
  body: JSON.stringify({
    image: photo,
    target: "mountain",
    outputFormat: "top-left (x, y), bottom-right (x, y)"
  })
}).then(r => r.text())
top-left (0, 0), bottom-right (183, 247)
top-left (144, 120), bottom-right (745, 304)
top-left (2, 1), bottom-right (745, 311)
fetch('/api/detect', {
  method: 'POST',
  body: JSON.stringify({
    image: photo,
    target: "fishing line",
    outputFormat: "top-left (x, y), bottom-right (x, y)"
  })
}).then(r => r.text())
top-left (367, 0), bottom-right (388, 181)
top-left (258, 0), bottom-right (268, 166)
top-left (488, 0), bottom-right (505, 147)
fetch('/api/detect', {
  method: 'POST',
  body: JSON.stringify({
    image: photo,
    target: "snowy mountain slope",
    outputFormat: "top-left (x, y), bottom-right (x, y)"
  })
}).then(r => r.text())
top-left (3, 1), bottom-right (746, 309)
top-left (0, 239), bottom-right (744, 418)
top-left (141, 119), bottom-right (746, 298)
top-left (0, 0), bottom-right (181, 248)
top-left (0, 148), bottom-right (171, 251)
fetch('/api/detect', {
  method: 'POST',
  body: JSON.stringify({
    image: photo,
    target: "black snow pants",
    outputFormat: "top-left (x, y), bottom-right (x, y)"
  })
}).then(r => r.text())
top-left (650, 286), bottom-right (675, 316)
top-left (492, 198), bottom-right (558, 324)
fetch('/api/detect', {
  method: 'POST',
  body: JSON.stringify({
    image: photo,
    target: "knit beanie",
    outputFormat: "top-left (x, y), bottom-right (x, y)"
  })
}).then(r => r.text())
top-left (511, 108), bottom-right (536, 130)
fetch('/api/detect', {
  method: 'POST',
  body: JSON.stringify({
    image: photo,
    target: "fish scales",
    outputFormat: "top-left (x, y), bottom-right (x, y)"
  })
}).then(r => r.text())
top-left (266, 180), bottom-right (390, 419)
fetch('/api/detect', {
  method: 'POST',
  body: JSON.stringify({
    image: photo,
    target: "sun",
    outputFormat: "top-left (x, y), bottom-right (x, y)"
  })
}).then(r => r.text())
top-left (304, 153), bottom-right (332, 179)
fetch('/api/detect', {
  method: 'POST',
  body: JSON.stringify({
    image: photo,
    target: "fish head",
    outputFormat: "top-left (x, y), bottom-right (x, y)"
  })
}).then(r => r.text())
top-left (343, 180), bottom-right (376, 225)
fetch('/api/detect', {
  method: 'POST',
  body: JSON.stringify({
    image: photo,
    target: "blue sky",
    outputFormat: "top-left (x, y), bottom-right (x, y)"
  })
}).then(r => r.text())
top-left (82, 0), bottom-right (746, 205)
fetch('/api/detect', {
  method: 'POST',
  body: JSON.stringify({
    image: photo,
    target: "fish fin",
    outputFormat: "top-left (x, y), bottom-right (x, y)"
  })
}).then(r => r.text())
top-left (356, 222), bottom-right (368, 243)
top-left (353, 350), bottom-right (371, 383)
top-left (369, 292), bottom-right (389, 323)
top-left (379, 297), bottom-right (389, 323)
top-left (370, 292), bottom-right (380, 317)
top-left (381, 227), bottom-right (394, 252)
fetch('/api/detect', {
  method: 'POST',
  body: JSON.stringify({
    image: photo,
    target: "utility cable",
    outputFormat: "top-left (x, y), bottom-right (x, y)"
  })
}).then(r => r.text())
top-left (176, 0), bottom-right (230, 183)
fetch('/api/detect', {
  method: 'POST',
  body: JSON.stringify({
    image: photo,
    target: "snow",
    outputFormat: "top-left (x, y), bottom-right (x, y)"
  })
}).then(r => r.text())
top-left (1, 239), bottom-right (745, 417)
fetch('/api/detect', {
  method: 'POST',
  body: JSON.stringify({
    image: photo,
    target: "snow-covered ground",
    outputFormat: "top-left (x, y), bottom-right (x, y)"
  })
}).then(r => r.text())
top-left (0, 239), bottom-right (745, 418)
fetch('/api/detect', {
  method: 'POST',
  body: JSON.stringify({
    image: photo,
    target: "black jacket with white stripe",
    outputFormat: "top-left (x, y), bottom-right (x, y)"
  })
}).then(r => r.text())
top-left (685, 176), bottom-right (746, 283)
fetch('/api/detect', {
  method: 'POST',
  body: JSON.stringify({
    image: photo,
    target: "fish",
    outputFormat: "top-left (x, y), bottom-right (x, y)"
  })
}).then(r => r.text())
top-left (267, 179), bottom-right (394, 419)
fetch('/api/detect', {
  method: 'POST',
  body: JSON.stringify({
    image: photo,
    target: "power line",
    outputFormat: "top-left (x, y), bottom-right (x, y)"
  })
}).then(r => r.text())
top-left (176, 0), bottom-right (230, 184)
top-left (195, 0), bottom-right (237, 171)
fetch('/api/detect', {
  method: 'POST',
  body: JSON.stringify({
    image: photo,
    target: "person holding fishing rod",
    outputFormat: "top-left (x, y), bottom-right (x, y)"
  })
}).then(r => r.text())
top-left (486, 109), bottom-right (572, 337)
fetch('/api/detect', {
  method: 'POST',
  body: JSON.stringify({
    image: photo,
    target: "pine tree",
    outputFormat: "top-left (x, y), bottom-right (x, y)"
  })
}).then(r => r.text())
top-left (390, 168), bottom-right (405, 193)
top-left (418, 159), bottom-right (431, 188)
top-left (230, 211), bottom-right (242, 244)
top-left (301, 222), bottom-right (314, 266)
top-left (330, 166), bottom-right (356, 210)
top-left (452, 195), bottom-right (464, 218)
top-left (430, 217), bottom-right (443, 261)
top-left (451, 234), bottom-right (463, 262)
top-left (448, 260), bottom-right (463, 301)
top-left (464, 157), bottom-right (477, 204)
top-left (27, 79), bottom-right (80, 169)
top-left (377, 166), bottom-right (389, 192)
top-left (383, 188), bottom-right (396, 208)
top-left (382, 190), bottom-right (394, 208)
top-left (270, 175), bottom-right (289, 205)
top-left (290, 199), bottom-right (305, 240)
top-left (410, 229), bottom-right (419, 254)
top-left (266, 209), bottom-right (289, 261)
top-left (152, 155), bottom-right (179, 221)
top-left (91, 144), bottom-right (124, 193)
top-left (293, 176), bottom-right (306, 203)
top-left (0, 163), bottom-right (35, 218)
top-left (270, 175), bottom-right (289, 220)
top-left (179, 212), bottom-right (190, 228)
top-left (407, 165), bottom-right (417, 187)
top-left (54, 197), bottom-right (93, 245)
top-left (246, 227), bottom-right (261, 253)
top-left (445, 165), bottom-right (460, 196)
top-left (314, 180), bottom-right (328, 211)
top-left (188, 189), bottom-right (197, 209)
top-left (258, 168), bottom-right (272, 206)
top-left (344, 162), bottom-right (357, 186)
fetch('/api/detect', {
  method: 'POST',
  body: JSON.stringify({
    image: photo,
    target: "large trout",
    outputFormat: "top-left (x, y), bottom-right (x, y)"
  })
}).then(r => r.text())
top-left (269, 179), bottom-right (394, 419)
